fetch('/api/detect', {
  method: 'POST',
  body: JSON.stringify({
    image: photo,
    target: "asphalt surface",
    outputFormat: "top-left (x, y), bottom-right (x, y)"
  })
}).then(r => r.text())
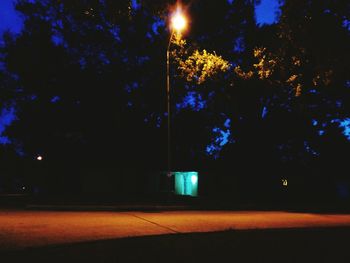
top-left (1, 209), bottom-right (350, 250)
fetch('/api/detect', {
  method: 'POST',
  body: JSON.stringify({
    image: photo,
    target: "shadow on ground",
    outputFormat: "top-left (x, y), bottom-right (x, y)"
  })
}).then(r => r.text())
top-left (2, 227), bottom-right (350, 263)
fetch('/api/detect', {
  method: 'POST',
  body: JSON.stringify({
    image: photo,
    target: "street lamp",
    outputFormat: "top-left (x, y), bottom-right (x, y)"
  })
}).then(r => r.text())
top-left (171, 10), bottom-right (187, 32)
top-left (167, 6), bottom-right (187, 177)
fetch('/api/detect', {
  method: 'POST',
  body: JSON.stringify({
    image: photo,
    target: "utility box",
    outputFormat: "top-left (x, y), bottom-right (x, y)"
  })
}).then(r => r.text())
top-left (174, 171), bottom-right (198, 197)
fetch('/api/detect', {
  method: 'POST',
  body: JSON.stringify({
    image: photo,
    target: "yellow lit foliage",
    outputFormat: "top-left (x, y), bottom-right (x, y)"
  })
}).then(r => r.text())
top-left (234, 66), bottom-right (254, 80)
top-left (312, 70), bottom-right (333, 87)
top-left (177, 49), bottom-right (230, 84)
top-left (234, 44), bottom-right (335, 97)
top-left (172, 33), bottom-right (187, 48)
top-left (286, 74), bottom-right (303, 96)
top-left (253, 47), bottom-right (277, 79)
top-left (292, 56), bottom-right (301, 66)
top-left (295, 83), bottom-right (302, 97)
top-left (286, 74), bottom-right (298, 83)
top-left (251, 48), bottom-right (306, 97)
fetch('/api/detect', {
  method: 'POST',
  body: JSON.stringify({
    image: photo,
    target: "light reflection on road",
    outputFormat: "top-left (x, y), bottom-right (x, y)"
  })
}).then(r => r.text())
top-left (1, 210), bottom-right (350, 249)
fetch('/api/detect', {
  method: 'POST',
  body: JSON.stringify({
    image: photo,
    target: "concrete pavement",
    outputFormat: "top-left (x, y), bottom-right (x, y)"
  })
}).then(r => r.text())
top-left (1, 210), bottom-right (350, 250)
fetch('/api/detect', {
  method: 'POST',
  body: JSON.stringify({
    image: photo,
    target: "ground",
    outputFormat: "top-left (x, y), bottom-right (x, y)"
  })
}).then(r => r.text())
top-left (1, 209), bottom-right (350, 262)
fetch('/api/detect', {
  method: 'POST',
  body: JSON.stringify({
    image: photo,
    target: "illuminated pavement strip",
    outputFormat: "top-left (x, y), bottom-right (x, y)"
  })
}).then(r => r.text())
top-left (1, 210), bottom-right (350, 250)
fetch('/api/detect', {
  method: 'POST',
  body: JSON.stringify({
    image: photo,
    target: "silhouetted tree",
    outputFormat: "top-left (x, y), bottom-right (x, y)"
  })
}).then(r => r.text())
top-left (0, 0), bottom-right (349, 199)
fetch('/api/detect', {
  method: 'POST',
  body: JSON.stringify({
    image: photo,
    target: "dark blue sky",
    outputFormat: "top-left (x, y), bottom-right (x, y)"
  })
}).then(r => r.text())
top-left (0, 0), bottom-right (23, 35)
top-left (255, 0), bottom-right (281, 26)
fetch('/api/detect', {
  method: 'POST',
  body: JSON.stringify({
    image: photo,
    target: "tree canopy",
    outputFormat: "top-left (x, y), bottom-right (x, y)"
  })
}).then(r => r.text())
top-left (0, 0), bottom-right (349, 196)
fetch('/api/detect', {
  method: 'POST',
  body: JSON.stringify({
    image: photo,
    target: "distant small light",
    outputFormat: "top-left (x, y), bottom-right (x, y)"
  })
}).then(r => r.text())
top-left (37, 155), bottom-right (43, 161)
top-left (282, 179), bottom-right (288, 187)
top-left (22, 186), bottom-right (26, 190)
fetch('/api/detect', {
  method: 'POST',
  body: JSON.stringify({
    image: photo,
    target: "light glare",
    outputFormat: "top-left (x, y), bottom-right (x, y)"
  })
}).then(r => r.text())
top-left (191, 175), bottom-right (198, 184)
top-left (171, 10), bottom-right (187, 32)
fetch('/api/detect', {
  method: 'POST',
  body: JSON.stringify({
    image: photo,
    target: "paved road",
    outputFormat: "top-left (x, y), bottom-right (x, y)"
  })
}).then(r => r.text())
top-left (1, 209), bottom-right (350, 250)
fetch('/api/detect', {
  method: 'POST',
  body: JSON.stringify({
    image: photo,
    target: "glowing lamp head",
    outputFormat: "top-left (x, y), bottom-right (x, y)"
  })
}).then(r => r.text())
top-left (36, 155), bottom-right (43, 161)
top-left (171, 9), bottom-right (187, 32)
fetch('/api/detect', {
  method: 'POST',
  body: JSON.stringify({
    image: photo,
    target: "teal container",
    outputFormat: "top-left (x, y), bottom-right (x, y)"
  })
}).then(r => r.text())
top-left (174, 171), bottom-right (198, 197)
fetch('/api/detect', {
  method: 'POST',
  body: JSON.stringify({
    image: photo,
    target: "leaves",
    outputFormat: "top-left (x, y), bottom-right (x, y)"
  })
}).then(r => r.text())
top-left (177, 49), bottom-right (230, 84)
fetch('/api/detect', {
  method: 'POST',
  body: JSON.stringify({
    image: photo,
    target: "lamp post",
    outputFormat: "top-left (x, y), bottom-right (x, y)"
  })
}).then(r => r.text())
top-left (167, 7), bottom-right (187, 177)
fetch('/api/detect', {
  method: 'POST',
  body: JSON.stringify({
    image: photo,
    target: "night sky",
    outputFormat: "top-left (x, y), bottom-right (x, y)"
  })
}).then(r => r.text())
top-left (0, 0), bottom-right (23, 35)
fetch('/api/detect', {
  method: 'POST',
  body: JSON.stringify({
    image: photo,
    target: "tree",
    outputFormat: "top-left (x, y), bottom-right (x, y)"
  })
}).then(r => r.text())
top-left (228, 0), bottom-right (350, 197)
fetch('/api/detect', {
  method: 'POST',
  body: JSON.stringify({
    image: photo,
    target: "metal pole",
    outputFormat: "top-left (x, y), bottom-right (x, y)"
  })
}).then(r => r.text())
top-left (166, 31), bottom-right (174, 177)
